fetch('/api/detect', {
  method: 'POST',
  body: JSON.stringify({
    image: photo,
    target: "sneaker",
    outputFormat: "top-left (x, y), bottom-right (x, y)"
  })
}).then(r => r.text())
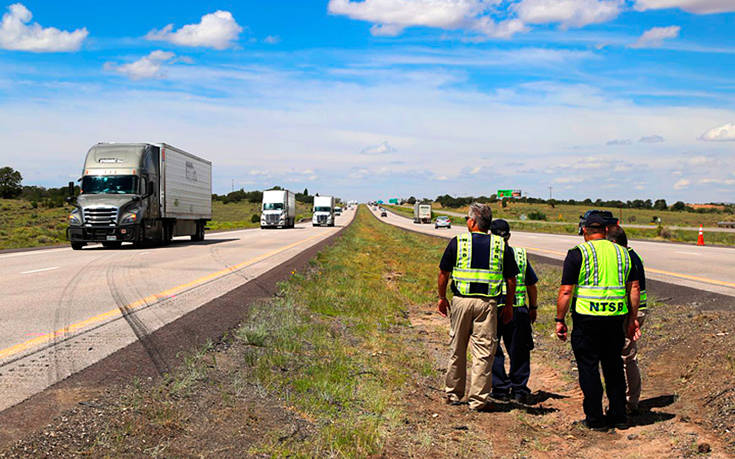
top-left (607, 416), bottom-right (629, 430)
top-left (445, 395), bottom-right (462, 406)
top-left (573, 419), bottom-right (609, 432)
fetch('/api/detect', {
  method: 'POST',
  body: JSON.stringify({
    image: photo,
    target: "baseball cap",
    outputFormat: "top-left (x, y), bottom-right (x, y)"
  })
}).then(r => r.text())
top-left (491, 219), bottom-right (511, 238)
top-left (584, 213), bottom-right (608, 227)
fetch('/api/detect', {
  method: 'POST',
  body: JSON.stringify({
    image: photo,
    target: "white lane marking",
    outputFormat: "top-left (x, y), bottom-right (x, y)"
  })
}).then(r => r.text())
top-left (20, 266), bottom-right (59, 274)
top-left (0, 247), bottom-right (72, 260)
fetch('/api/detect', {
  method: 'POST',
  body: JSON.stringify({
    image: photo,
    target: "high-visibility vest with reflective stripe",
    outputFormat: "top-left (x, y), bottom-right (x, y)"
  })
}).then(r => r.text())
top-left (628, 247), bottom-right (647, 310)
top-left (452, 232), bottom-right (505, 297)
top-left (573, 239), bottom-right (631, 317)
top-left (499, 247), bottom-right (527, 307)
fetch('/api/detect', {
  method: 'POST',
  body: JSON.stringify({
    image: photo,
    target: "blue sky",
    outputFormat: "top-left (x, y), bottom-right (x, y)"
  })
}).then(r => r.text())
top-left (0, 0), bottom-right (733, 202)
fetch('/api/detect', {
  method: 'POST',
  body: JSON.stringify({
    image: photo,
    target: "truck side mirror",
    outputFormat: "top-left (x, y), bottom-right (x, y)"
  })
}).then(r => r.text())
top-left (68, 181), bottom-right (75, 197)
top-left (147, 181), bottom-right (154, 196)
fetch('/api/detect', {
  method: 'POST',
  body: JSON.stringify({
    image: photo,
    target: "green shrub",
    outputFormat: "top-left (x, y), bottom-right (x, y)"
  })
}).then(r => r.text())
top-left (251, 214), bottom-right (260, 223)
top-left (528, 210), bottom-right (547, 221)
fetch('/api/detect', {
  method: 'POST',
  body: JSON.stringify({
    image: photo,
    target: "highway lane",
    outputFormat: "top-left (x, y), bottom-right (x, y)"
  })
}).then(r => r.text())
top-left (399, 206), bottom-right (735, 233)
top-left (0, 209), bottom-right (354, 412)
top-left (371, 207), bottom-right (735, 298)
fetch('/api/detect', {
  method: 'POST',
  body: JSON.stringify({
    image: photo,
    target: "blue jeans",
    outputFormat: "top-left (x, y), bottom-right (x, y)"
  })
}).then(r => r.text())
top-left (492, 306), bottom-right (533, 396)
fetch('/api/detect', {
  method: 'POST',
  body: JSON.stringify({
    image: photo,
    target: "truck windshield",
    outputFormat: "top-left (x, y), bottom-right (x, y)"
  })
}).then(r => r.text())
top-left (81, 175), bottom-right (138, 195)
top-left (314, 206), bottom-right (331, 212)
top-left (263, 203), bottom-right (284, 210)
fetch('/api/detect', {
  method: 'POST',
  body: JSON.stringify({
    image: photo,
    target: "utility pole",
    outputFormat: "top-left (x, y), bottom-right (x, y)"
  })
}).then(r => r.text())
top-left (231, 179), bottom-right (234, 192)
top-left (549, 185), bottom-right (553, 201)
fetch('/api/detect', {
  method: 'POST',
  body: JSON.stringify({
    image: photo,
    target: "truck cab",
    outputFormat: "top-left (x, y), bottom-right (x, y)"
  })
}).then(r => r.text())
top-left (261, 189), bottom-right (296, 228)
top-left (312, 195), bottom-right (335, 227)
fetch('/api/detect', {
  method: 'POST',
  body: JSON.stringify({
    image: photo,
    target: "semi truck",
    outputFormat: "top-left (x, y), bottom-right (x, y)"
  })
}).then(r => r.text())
top-left (414, 203), bottom-right (432, 224)
top-left (261, 189), bottom-right (296, 228)
top-left (312, 195), bottom-right (335, 227)
top-left (66, 142), bottom-right (212, 250)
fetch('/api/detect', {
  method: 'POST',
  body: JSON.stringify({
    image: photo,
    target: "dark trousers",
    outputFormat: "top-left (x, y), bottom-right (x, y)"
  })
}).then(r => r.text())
top-left (571, 316), bottom-right (627, 424)
top-left (492, 307), bottom-right (533, 396)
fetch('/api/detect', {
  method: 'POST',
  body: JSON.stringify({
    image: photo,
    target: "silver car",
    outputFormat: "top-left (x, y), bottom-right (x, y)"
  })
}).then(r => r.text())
top-left (435, 215), bottom-right (452, 229)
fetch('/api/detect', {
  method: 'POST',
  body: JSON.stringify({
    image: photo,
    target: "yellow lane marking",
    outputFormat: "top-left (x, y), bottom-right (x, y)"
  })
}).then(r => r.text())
top-left (0, 232), bottom-right (326, 361)
top-left (645, 268), bottom-right (735, 289)
top-left (519, 246), bottom-right (735, 290)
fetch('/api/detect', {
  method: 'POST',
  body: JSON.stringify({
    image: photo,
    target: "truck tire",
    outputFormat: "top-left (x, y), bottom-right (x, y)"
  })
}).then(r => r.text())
top-left (71, 242), bottom-right (85, 250)
top-left (191, 222), bottom-right (205, 242)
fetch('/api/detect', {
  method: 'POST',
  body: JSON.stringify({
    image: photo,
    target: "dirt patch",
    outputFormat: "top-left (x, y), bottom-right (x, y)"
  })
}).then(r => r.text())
top-left (388, 297), bottom-right (731, 458)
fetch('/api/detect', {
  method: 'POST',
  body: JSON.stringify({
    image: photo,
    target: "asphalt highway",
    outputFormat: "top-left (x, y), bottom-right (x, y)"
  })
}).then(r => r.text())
top-left (371, 207), bottom-right (735, 298)
top-left (0, 209), bottom-right (354, 412)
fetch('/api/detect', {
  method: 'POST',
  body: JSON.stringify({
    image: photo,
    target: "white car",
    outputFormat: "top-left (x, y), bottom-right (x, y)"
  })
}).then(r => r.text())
top-left (435, 215), bottom-right (452, 229)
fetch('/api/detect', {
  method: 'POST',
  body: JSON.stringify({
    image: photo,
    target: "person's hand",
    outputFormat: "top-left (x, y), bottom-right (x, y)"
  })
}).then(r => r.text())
top-left (555, 321), bottom-right (568, 341)
top-left (529, 308), bottom-right (537, 324)
top-left (437, 297), bottom-right (449, 317)
top-left (627, 319), bottom-right (641, 341)
top-left (501, 305), bottom-right (513, 325)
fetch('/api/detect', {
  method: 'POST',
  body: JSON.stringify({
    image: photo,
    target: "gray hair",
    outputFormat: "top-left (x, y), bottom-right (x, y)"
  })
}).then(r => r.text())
top-left (468, 202), bottom-right (493, 232)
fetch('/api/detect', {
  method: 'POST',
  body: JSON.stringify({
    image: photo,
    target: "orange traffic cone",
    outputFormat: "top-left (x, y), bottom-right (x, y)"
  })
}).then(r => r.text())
top-left (697, 225), bottom-right (705, 246)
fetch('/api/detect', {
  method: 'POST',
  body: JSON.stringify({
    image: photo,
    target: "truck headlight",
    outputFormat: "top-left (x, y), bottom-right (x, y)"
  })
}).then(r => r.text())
top-left (68, 209), bottom-right (82, 226)
top-left (120, 212), bottom-right (139, 225)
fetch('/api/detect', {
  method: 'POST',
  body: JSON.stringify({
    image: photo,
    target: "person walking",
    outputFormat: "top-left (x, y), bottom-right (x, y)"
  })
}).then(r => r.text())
top-left (489, 219), bottom-right (539, 404)
top-left (437, 203), bottom-right (520, 411)
top-left (555, 213), bottom-right (641, 430)
top-left (607, 225), bottom-right (647, 413)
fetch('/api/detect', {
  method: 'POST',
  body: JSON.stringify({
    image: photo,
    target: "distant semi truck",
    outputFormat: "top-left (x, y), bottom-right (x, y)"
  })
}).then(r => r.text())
top-left (414, 203), bottom-right (432, 224)
top-left (261, 189), bottom-right (296, 229)
top-left (312, 195), bottom-right (335, 227)
top-left (66, 142), bottom-right (212, 250)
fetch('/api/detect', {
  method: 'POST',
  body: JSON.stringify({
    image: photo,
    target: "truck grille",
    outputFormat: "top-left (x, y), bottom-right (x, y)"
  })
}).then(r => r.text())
top-left (265, 214), bottom-right (279, 225)
top-left (84, 207), bottom-right (118, 226)
top-left (317, 215), bottom-right (327, 224)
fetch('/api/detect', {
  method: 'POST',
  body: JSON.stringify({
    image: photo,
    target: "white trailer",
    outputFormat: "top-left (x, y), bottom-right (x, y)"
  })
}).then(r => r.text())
top-left (414, 203), bottom-right (432, 224)
top-left (261, 189), bottom-right (296, 228)
top-left (312, 195), bottom-right (335, 227)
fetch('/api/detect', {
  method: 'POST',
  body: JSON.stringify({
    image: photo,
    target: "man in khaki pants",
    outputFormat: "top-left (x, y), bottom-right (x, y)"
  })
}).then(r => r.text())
top-left (607, 225), bottom-right (647, 413)
top-left (438, 203), bottom-right (519, 411)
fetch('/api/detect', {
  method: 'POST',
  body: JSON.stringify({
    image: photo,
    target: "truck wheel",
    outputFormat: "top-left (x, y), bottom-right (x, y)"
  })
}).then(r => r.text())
top-left (102, 242), bottom-right (122, 249)
top-left (191, 222), bottom-right (205, 242)
top-left (71, 242), bottom-right (84, 250)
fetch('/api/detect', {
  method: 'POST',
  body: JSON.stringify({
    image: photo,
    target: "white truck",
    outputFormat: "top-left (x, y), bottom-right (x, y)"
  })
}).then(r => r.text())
top-left (66, 142), bottom-right (212, 250)
top-left (413, 202), bottom-right (432, 224)
top-left (261, 189), bottom-right (296, 229)
top-left (312, 195), bottom-right (335, 227)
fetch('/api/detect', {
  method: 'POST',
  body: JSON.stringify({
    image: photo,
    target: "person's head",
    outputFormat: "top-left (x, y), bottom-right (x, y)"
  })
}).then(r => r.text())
top-left (606, 225), bottom-right (628, 247)
top-left (466, 202), bottom-right (493, 233)
top-left (490, 219), bottom-right (511, 241)
top-left (582, 213), bottom-right (607, 241)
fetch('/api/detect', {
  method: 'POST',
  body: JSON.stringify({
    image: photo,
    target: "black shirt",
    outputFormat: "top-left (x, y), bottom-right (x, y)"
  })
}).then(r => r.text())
top-left (560, 241), bottom-right (640, 318)
top-left (439, 233), bottom-right (520, 297)
top-left (628, 248), bottom-right (646, 293)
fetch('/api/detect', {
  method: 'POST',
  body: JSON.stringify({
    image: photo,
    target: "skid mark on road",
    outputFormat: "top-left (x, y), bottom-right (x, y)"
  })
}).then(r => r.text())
top-left (0, 232), bottom-right (326, 364)
top-left (106, 254), bottom-right (169, 376)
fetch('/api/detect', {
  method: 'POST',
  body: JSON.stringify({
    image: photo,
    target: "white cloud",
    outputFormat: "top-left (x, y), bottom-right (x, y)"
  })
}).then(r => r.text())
top-left (634, 0), bottom-right (735, 14)
top-left (105, 50), bottom-right (176, 80)
top-left (360, 140), bottom-right (397, 155)
top-left (606, 138), bottom-right (632, 145)
top-left (0, 3), bottom-right (87, 52)
top-left (554, 176), bottom-right (585, 183)
top-left (327, 0), bottom-right (528, 39)
top-left (699, 122), bottom-right (735, 141)
top-left (639, 134), bottom-right (665, 143)
top-left (630, 26), bottom-right (680, 48)
top-left (673, 178), bottom-right (690, 189)
top-left (514, 0), bottom-right (623, 29)
top-left (699, 178), bottom-right (735, 185)
top-left (146, 10), bottom-right (242, 50)
top-left (263, 35), bottom-right (281, 44)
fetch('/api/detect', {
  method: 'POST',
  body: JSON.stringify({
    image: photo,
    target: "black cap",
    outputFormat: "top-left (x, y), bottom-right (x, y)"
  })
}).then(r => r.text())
top-left (584, 213), bottom-right (608, 227)
top-left (491, 219), bottom-right (511, 238)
